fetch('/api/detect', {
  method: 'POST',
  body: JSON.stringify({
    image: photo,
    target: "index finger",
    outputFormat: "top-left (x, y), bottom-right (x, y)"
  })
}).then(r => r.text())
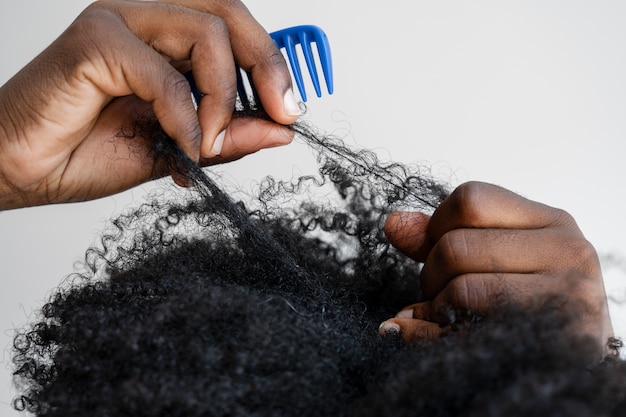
top-left (419, 181), bottom-right (584, 299)
top-left (161, 0), bottom-right (300, 124)
top-left (427, 181), bottom-right (579, 242)
top-left (383, 181), bottom-right (575, 263)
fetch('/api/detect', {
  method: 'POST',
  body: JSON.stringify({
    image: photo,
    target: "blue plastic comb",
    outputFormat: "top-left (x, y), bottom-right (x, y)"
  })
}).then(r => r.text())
top-left (270, 25), bottom-right (333, 102)
top-left (186, 25), bottom-right (333, 107)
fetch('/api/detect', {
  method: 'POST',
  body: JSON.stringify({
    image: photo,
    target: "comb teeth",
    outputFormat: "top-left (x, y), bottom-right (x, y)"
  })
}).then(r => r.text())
top-left (271, 25), bottom-right (334, 102)
top-left (186, 25), bottom-right (333, 107)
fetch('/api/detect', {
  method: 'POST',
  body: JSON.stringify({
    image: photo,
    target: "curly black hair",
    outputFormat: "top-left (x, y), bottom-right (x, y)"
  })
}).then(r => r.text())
top-left (12, 112), bottom-right (626, 417)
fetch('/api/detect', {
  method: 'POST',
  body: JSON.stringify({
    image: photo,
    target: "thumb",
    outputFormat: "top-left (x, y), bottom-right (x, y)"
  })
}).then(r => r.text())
top-left (384, 211), bottom-right (432, 262)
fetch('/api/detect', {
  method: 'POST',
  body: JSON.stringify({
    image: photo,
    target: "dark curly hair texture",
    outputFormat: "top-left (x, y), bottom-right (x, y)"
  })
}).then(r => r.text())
top-left (12, 108), bottom-right (626, 417)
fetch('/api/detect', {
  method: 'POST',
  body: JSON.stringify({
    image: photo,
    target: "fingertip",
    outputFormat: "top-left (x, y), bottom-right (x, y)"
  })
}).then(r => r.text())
top-left (211, 129), bottom-right (227, 155)
top-left (384, 211), bottom-right (430, 231)
top-left (378, 320), bottom-right (401, 336)
top-left (384, 318), bottom-right (443, 342)
top-left (150, 84), bottom-right (202, 164)
top-left (171, 170), bottom-right (194, 188)
top-left (181, 137), bottom-right (201, 164)
top-left (253, 87), bottom-right (302, 126)
top-left (395, 302), bottom-right (432, 321)
top-left (196, 94), bottom-right (235, 158)
top-left (383, 211), bottom-right (405, 236)
top-left (384, 211), bottom-right (432, 261)
top-left (237, 37), bottom-right (299, 125)
top-left (282, 88), bottom-right (302, 120)
top-left (210, 117), bottom-right (294, 160)
top-left (241, 118), bottom-right (294, 148)
top-left (160, 121), bottom-right (201, 164)
top-left (196, 99), bottom-right (226, 157)
top-left (274, 124), bottom-right (296, 145)
top-left (199, 132), bottom-right (215, 159)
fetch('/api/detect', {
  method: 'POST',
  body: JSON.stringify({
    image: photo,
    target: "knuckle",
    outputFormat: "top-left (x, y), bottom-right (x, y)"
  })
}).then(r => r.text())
top-left (68, 7), bottom-right (109, 43)
top-left (448, 181), bottom-right (488, 223)
top-left (436, 229), bottom-right (470, 266)
top-left (563, 237), bottom-right (601, 277)
top-left (550, 207), bottom-right (578, 228)
top-left (77, 1), bottom-right (118, 29)
top-left (217, 0), bottom-right (245, 10)
top-left (446, 276), bottom-right (473, 309)
top-left (64, 5), bottom-right (125, 74)
top-left (197, 13), bottom-right (228, 38)
top-left (209, 0), bottom-right (249, 19)
top-left (83, 0), bottom-right (110, 13)
top-left (267, 51), bottom-right (288, 68)
top-left (256, 51), bottom-right (290, 80)
top-left (202, 83), bottom-right (238, 111)
top-left (163, 70), bottom-right (192, 99)
top-left (572, 277), bottom-right (605, 317)
top-left (438, 274), bottom-right (494, 318)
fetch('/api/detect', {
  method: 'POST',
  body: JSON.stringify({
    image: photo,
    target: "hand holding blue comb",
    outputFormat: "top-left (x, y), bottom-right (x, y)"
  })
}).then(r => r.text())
top-left (186, 25), bottom-right (333, 108)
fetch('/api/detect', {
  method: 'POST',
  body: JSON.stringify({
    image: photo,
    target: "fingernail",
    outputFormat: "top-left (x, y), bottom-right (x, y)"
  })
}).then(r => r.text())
top-left (378, 321), bottom-right (400, 336)
top-left (283, 89), bottom-right (301, 117)
top-left (211, 130), bottom-right (226, 155)
top-left (395, 309), bottom-right (414, 319)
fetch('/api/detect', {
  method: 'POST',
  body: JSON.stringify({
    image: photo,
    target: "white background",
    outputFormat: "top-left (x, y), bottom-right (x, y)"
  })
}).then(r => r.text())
top-left (1, 1), bottom-right (625, 415)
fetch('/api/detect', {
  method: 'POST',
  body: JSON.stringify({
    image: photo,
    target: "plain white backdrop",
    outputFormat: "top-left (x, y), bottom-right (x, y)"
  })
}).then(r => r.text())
top-left (1, 1), bottom-right (625, 415)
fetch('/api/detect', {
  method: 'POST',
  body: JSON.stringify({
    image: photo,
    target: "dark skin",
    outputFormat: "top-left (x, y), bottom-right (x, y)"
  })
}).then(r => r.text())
top-left (0, 1), bottom-right (612, 354)
top-left (0, 0), bottom-right (298, 209)
top-left (381, 181), bottom-right (613, 354)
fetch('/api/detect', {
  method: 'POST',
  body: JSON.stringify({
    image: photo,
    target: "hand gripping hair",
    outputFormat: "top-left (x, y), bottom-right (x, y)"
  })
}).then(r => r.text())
top-left (12, 108), bottom-right (626, 417)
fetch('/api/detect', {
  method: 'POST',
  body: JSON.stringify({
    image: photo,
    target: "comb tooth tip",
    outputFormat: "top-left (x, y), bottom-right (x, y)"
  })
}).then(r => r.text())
top-left (269, 25), bottom-right (333, 101)
top-left (299, 88), bottom-right (308, 102)
top-left (311, 78), bottom-right (323, 97)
